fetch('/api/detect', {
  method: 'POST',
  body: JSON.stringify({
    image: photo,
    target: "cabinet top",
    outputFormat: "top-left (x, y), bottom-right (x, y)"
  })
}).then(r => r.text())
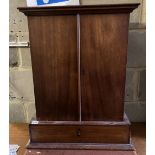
top-left (18, 3), bottom-right (139, 16)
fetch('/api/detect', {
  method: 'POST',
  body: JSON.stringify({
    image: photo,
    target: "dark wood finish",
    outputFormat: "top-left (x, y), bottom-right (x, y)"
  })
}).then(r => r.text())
top-left (80, 14), bottom-right (129, 121)
top-left (28, 115), bottom-right (130, 145)
top-left (28, 15), bottom-right (79, 121)
top-left (18, 4), bottom-right (139, 16)
top-left (18, 4), bottom-right (140, 150)
top-left (29, 125), bottom-right (129, 144)
top-left (10, 123), bottom-right (146, 155)
top-left (29, 113), bottom-right (130, 125)
top-left (25, 150), bottom-right (137, 155)
top-left (27, 143), bottom-right (134, 151)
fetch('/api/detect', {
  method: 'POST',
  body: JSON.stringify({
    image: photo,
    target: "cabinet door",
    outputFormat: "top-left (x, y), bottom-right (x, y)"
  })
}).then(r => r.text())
top-left (80, 14), bottom-right (129, 121)
top-left (28, 15), bottom-right (79, 121)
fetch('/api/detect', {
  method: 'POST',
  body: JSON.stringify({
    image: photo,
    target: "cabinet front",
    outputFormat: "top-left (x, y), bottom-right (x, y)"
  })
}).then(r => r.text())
top-left (28, 15), bottom-right (79, 121)
top-left (80, 14), bottom-right (129, 121)
top-left (28, 13), bottom-right (130, 122)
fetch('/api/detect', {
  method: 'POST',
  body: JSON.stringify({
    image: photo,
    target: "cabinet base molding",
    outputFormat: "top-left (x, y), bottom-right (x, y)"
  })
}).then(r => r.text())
top-left (25, 149), bottom-right (137, 155)
top-left (27, 114), bottom-right (134, 150)
top-left (27, 142), bottom-right (134, 151)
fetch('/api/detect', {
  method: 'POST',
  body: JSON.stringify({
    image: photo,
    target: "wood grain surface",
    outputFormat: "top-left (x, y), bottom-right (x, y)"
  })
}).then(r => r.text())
top-left (25, 150), bottom-right (137, 155)
top-left (18, 4), bottom-right (139, 16)
top-left (9, 123), bottom-right (145, 155)
top-left (21, 4), bottom-right (139, 123)
top-left (9, 124), bottom-right (29, 155)
top-left (80, 14), bottom-right (129, 121)
top-left (29, 124), bottom-right (129, 143)
top-left (17, 5), bottom-right (141, 152)
top-left (28, 15), bottom-right (79, 121)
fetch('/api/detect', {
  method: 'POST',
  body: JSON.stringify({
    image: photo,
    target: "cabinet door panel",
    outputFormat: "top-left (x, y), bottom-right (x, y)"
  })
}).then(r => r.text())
top-left (80, 14), bottom-right (129, 121)
top-left (28, 16), bottom-right (78, 121)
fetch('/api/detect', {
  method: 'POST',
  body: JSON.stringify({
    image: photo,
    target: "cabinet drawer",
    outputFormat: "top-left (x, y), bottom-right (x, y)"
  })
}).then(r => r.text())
top-left (30, 124), bottom-right (130, 144)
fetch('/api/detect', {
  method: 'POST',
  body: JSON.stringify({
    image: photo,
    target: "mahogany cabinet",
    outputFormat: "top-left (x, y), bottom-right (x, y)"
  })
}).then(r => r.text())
top-left (18, 4), bottom-right (139, 150)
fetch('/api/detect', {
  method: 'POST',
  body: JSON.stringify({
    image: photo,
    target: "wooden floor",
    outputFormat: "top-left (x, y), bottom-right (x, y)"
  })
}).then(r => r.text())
top-left (9, 123), bottom-right (146, 155)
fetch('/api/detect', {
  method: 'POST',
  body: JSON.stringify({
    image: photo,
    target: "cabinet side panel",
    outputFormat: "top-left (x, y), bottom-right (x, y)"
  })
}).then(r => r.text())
top-left (81, 14), bottom-right (129, 121)
top-left (28, 16), bottom-right (78, 121)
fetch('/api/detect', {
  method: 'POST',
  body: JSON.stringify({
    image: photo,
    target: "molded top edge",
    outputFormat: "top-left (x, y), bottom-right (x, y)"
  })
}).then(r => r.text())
top-left (18, 3), bottom-right (140, 16)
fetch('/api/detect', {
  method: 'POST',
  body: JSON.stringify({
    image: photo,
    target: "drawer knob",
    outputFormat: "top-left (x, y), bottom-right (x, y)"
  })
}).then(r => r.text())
top-left (77, 128), bottom-right (81, 136)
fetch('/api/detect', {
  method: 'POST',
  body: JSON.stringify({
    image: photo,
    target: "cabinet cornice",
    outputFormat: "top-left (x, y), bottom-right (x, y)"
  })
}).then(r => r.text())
top-left (18, 4), bottom-right (139, 16)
